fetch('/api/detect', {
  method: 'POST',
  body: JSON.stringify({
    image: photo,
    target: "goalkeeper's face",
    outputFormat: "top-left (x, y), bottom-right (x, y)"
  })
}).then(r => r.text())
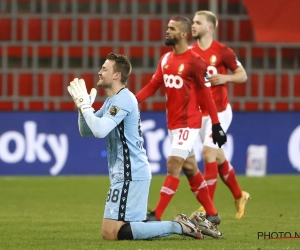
top-left (97, 59), bottom-right (116, 88)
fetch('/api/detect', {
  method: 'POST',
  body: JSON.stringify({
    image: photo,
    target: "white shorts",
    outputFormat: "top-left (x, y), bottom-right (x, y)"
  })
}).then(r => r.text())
top-left (200, 103), bottom-right (233, 149)
top-left (103, 179), bottom-right (150, 222)
top-left (168, 128), bottom-right (200, 159)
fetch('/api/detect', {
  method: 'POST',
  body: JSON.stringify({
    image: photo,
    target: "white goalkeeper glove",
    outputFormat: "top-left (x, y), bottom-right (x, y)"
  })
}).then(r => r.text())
top-left (67, 78), bottom-right (97, 114)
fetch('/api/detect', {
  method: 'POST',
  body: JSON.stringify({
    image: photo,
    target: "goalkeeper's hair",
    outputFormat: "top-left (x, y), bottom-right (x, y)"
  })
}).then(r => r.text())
top-left (106, 53), bottom-right (132, 84)
top-left (195, 10), bottom-right (218, 29)
top-left (170, 16), bottom-right (192, 34)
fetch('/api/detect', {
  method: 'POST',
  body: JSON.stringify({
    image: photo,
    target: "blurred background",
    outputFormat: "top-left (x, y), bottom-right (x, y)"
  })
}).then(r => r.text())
top-left (0, 0), bottom-right (299, 176)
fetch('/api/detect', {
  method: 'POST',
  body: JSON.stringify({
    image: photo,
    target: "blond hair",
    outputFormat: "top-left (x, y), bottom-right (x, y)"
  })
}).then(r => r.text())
top-left (195, 10), bottom-right (218, 29)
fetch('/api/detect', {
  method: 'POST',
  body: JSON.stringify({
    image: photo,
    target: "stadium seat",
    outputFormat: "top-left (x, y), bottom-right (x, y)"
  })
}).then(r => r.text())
top-left (233, 82), bottom-right (246, 97)
top-left (294, 103), bottom-right (300, 111)
top-left (0, 19), bottom-right (12, 40)
top-left (231, 102), bottom-right (241, 111)
top-left (245, 102), bottom-right (258, 111)
top-left (88, 19), bottom-right (102, 41)
top-left (218, 20), bottom-right (234, 41)
top-left (28, 19), bottom-right (42, 41)
top-left (0, 102), bottom-right (14, 110)
top-left (263, 74), bottom-right (276, 97)
top-left (249, 74), bottom-right (259, 97)
top-left (262, 102), bottom-right (271, 111)
top-left (141, 73), bottom-right (153, 87)
top-left (29, 102), bottom-right (44, 111)
top-left (239, 20), bottom-right (253, 42)
top-left (18, 74), bottom-right (34, 96)
top-left (127, 73), bottom-right (137, 93)
top-left (136, 19), bottom-right (164, 41)
top-left (118, 19), bottom-right (132, 41)
top-left (280, 74), bottom-right (290, 97)
top-left (58, 19), bottom-right (72, 41)
top-left (293, 74), bottom-right (300, 97)
top-left (59, 101), bottom-right (76, 111)
top-left (48, 74), bottom-right (65, 96)
top-left (152, 101), bottom-right (165, 111)
top-left (275, 102), bottom-right (289, 111)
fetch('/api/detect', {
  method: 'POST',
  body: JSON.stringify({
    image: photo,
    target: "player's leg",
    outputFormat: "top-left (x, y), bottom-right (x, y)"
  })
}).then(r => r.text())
top-left (216, 149), bottom-right (250, 219)
top-left (119, 214), bottom-right (203, 240)
top-left (198, 116), bottom-right (219, 204)
top-left (112, 180), bottom-right (202, 240)
top-left (148, 128), bottom-right (195, 220)
top-left (182, 155), bottom-right (220, 224)
top-left (102, 179), bottom-right (150, 240)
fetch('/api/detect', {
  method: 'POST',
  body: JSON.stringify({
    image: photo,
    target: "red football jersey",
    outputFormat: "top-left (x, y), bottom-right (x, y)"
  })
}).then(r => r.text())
top-left (190, 40), bottom-right (241, 115)
top-left (136, 49), bottom-right (219, 130)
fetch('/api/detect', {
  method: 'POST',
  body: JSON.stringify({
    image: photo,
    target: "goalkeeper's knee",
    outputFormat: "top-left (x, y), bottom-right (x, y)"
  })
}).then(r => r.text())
top-left (117, 223), bottom-right (133, 240)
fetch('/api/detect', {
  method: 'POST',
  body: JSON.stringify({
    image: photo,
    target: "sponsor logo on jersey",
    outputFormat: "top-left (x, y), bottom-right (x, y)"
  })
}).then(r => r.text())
top-left (163, 74), bottom-right (184, 89)
top-left (178, 64), bottom-right (184, 74)
top-left (210, 55), bottom-right (217, 66)
top-left (107, 106), bottom-right (120, 116)
top-left (164, 65), bottom-right (169, 69)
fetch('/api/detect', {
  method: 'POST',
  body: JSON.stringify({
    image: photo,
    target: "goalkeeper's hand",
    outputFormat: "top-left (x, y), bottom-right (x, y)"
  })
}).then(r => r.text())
top-left (212, 123), bottom-right (227, 148)
top-left (67, 78), bottom-right (97, 114)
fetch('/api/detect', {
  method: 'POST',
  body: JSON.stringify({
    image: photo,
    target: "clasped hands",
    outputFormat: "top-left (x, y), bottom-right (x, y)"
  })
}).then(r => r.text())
top-left (67, 78), bottom-right (97, 114)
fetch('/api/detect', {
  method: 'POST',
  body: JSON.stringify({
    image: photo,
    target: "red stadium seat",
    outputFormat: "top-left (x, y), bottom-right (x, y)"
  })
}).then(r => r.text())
top-left (280, 74), bottom-right (290, 97)
top-left (29, 102), bottom-right (44, 110)
top-left (141, 73), bottom-right (153, 87)
top-left (0, 19), bottom-right (12, 40)
top-left (28, 19), bottom-right (42, 41)
top-left (88, 19), bottom-right (103, 41)
top-left (137, 19), bottom-right (164, 41)
top-left (0, 102), bottom-right (14, 110)
top-left (148, 19), bottom-right (164, 41)
top-left (152, 101), bottom-right (165, 111)
top-left (218, 20), bottom-right (234, 41)
top-left (59, 101), bottom-right (76, 111)
top-left (233, 82), bottom-right (246, 97)
top-left (263, 74), bottom-right (276, 97)
top-left (58, 19), bottom-right (72, 41)
top-left (118, 19), bottom-right (133, 41)
top-left (18, 74), bottom-right (34, 96)
top-left (294, 103), bottom-right (300, 111)
top-left (239, 20), bottom-right (253, 42)
top-left (49, 74), bottom-right (65, 96)
top-left (231, 102), bottom-right (241, 111)
top-left (249, 74), bottom-right (259, 97)
top-left (275, 102), bottom-right (289, 111)
top-left (245, 102), bottom-right (258, 111)
top-left (293, 75), bottom-right (300, 97)
top-left (262, 102), bottom-right (271, 111)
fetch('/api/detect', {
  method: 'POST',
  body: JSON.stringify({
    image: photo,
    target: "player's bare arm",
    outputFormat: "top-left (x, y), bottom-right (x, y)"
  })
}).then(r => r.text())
top-left (210, 66), bottom-right (247, 85)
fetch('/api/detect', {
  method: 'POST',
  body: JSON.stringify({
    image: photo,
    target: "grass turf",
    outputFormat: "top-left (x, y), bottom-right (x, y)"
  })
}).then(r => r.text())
top-left (0, 175), bottom-right (299, 250)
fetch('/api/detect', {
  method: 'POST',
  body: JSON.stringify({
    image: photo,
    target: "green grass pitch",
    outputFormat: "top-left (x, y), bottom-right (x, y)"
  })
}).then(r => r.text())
top-left (0, 175), bottom-right (299, 250)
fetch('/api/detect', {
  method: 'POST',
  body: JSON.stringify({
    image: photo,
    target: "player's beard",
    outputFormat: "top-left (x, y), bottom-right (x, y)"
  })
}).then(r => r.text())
top-left (165, 36), bottom-right (179, 46)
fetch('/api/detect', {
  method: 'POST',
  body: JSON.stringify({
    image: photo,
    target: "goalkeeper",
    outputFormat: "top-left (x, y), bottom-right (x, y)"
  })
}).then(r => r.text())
top-left (67, 53), bottom-right (222, 240)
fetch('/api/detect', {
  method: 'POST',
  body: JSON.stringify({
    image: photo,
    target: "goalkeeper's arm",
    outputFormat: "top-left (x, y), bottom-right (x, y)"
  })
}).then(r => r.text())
top-left (81, 111), bottom-right (117, 138)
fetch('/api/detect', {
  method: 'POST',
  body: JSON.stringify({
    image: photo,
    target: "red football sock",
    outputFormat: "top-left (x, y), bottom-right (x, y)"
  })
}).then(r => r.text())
top-left (218, 160), bottom-right (242, 200)
top-left (203, 162), bottom-right (218, 202)
top-left (188, 172), bottom-right (217, 216)
top-left (154, 175), bottom-right (180, 220)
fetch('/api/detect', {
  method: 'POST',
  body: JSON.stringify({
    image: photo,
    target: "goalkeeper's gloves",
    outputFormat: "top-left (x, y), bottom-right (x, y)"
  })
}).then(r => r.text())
top-left (67, 78), bottom-right (97, 114)
top-left (212, 123), bottom-right (227, 148)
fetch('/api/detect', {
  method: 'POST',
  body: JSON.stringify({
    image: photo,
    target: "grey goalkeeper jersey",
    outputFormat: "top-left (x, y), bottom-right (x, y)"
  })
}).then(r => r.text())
top-left (78, 88), bottom-right (152, 185)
